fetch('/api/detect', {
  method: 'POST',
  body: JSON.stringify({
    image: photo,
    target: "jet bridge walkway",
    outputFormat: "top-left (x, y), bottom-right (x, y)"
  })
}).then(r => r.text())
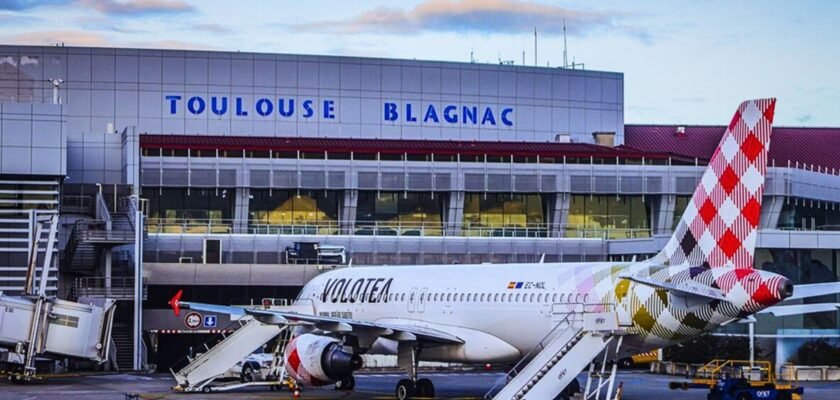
top-left (171, 318), bottom-right (286, 393)
top-left (486, 304), bottom-right (633, 400)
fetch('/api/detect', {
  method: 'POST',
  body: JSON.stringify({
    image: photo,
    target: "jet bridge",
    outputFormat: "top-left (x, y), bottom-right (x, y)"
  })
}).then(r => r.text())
top-left (0, 213), bottom-right (117, 380)
top-left (486, 304), bottom-right (634, 400)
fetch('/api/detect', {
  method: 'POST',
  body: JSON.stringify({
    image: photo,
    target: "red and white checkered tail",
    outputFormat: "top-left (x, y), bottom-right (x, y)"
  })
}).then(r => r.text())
top-left (653, 98), bottom-right (776, 269)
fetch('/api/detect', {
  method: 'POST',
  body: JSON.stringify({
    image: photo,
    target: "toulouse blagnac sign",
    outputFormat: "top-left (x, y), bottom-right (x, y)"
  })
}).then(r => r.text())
top-left (164, 95), bottom-right (514, 126)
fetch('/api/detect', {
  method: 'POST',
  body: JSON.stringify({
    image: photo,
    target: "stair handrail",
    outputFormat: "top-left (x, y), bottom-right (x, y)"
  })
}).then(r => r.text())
top-left (169, 318), bottom-right (256, 378)
top-left (484, 312), bottom-right (580, 399)
top-left (95, 192), bottom-right (112, 230)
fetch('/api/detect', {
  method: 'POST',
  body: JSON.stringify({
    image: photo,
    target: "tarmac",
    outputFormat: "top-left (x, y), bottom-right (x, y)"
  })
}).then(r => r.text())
top-left (1, 370), bottom-right (839, 400)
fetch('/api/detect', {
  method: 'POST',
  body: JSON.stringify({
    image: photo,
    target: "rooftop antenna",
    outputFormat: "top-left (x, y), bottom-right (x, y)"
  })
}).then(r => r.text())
top-left (522, 50), bottom-right (525, 66)
top-left (563, 19), bottom-right (569, 68)
top-left (534, 27), bottom-right (538, 67)
top-left (470, 48), bottom-right (475, 63)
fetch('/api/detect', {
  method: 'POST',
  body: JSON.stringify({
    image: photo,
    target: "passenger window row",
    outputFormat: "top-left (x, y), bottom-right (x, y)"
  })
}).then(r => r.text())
top-left (383, 292), bottom-right (589, 304)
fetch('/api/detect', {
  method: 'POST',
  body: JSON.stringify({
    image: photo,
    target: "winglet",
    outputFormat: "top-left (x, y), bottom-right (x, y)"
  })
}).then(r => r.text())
top-left (168, 289), bottom-right (183, 316)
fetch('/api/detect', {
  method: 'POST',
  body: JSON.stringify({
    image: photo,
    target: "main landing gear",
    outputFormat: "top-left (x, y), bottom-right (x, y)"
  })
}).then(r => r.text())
top-left (396, 378), bottom-right (435, 399)
top-left (395, 343), bottom-right (435, 400)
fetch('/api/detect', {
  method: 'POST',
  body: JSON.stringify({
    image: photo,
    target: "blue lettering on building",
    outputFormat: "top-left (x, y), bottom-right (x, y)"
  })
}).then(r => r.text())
top-left (164, 95), bottom-right (514, 126)
top-left (380, 102), bottom-right (513, 126)
top-left (302, 100), bottom-right (314, 118)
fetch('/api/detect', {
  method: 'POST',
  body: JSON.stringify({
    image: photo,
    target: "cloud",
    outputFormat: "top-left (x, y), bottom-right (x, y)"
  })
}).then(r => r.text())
top-left (127, 39), bottom-right (220, 51)
top-left (2, 29), bottom-right (112, 46)
top-left (0, 0), bottom-right (70, 11)
top-left (192, 23), bottom-right (231, 34)
top-left (295, 0), bottom-right (640, 38)
top-left (76, 0), bottom-right (193, 15)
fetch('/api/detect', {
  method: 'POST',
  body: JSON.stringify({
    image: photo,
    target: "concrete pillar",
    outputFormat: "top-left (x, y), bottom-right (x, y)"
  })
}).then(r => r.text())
top-left (446, 192), bottom-right (464, 236)
top-left (760, 195), bottom-right (784, 229)
top-left (233, 188), bottom-right (250, 234)
top-left (653, 194), bottom-right (676, 235)
top-left (554, 193), bottom-right (571, 237)
top-left (340, 190), bottom-right (358, 235)
top-left (104, 248), bottom-right (112, 295)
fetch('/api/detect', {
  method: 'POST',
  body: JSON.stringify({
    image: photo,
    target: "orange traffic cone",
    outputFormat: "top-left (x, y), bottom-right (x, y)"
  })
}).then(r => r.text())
top-left (293, 389), bottom-right (300, 398)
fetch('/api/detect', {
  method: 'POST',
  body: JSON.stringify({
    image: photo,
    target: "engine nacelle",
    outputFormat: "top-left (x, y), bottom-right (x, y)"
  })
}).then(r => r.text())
top-left (284, 334), bottom-right (362, 386)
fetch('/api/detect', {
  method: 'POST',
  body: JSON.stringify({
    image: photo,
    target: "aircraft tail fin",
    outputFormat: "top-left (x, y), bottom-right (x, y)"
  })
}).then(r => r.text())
top-left (653, 98), bottom-right (776, 269)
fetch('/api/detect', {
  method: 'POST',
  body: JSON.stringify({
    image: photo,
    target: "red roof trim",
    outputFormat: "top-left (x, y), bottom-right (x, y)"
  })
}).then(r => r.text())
top-left (139, 134), bottom-right (687, 160)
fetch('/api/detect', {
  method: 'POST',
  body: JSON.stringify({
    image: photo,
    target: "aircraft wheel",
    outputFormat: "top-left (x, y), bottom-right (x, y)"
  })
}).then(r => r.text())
top-left (240, 361), bottom-right (258, 382)
top-left (335, 375), bottom-right (355, 390)
top-left (396, 378), bottom-right (415, 400)
top-left (416, 378), bottom-right (435, 397)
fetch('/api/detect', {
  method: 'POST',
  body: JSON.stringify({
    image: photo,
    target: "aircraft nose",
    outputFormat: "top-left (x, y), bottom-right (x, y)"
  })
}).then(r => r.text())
top-left (778, 278), bottom-right (794, 300)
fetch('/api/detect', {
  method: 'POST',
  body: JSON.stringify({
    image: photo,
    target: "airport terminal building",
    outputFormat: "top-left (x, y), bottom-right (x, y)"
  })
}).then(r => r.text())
top-left (0, 45), bottom-right (838, 369)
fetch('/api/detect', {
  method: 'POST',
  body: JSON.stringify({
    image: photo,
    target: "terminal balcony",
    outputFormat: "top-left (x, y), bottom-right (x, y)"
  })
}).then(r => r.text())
top-left (69, 276), bottom-right (148, 301)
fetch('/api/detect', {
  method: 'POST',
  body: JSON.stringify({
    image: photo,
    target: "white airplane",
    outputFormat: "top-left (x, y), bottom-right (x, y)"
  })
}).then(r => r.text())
top-left (170, 98), bottom-right (840, 399)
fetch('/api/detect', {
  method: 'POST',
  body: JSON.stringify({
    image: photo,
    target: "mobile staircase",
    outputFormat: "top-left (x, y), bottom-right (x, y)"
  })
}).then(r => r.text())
top-left (171, 318), bottom-right (287, 393)
top-left (486, 304), bottom-right (634, 400)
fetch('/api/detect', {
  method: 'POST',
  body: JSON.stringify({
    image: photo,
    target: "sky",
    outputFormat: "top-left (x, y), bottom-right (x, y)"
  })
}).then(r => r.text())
top-left (0, 0), bottom-right (838, 126)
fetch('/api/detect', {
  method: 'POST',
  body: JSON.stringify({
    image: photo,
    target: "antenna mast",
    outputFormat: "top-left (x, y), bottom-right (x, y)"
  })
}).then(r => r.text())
top-left (534, 27), bottom-right (538, 66)
top-left (563, 19), bottom-right (568, 68)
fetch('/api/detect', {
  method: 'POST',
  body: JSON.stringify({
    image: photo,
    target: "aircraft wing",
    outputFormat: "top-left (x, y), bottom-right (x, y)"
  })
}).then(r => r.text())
top-left (757, 303), bottom-right (840, 317)
top-left (178, 299), bottom-right (463, 345)
top-left (785, 282), bottom-right (840, 301)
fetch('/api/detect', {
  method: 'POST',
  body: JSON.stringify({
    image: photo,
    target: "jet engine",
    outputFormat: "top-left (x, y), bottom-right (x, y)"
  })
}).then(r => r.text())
top-left (283, 334), bottom-right (362, 386)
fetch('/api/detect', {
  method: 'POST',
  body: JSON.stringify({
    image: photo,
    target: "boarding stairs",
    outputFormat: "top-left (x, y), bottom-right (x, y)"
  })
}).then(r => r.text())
top-left (171, 319), bottom-right (285, 392)
top-left (487, 305), bottom-right (633, 400)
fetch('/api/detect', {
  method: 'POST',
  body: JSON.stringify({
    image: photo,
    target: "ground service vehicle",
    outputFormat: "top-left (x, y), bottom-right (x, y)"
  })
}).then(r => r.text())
top-left (669, 360), bottom-right (803, 400)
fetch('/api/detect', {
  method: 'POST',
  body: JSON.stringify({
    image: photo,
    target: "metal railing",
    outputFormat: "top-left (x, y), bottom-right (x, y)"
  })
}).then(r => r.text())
top-left (61, 195), bottom-right (94, 214)
top-left (144, 218), bottom-right (652, 239)
top-left (72, 277), bottom-right (148, 300)
top-left (72, 220), bottom-right (135, 243)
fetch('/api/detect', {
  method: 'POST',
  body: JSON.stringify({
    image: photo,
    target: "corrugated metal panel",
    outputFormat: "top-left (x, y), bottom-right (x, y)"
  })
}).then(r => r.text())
top-left (408, 173), bottom-right (432, 190)
top-left (434, 173), bottom-right (451, 190)
top-left (464, 174), bottom-right (484, 191)
top-left (327, 171), bottom-right (345, 188)
top-left (162, 169), bottom-right (187, 186)
top-left (218, 169), bottom-right (236, 186)
top-left (191, 170), bottom-right (215, 186)
top-left (675, 176), bottom-right (698, 193)
top-left (249, 170), bottom-right (270, 187)
top-left (358, 172), bottom-right (378, 189)
top-left (487, 174), bottom-right (511, 191)
top-left (620, 176), bottom-right (643, 193)
top-left (381, 173), bottom-right (405, 190)
top-left (625, 125), bottom-right (840, 171)
top-left (646, 177), bottom-right (663, 193)
top-left (570, 176), bottom-right (591, 192)
top-left (140, 134), bottom-right (676, 160)
top-left (141, 168), bottom-right (160, 185)
top-left (514, 174), bottom-right (538, 192)
top-left (593, 176), bottom-right (616, 193)
top-left (273, 171), bottom-right (296, 187)
top-left (541, 175), bottom-right (556, 192)
top-left (301, 171), bottom-right (325, 188)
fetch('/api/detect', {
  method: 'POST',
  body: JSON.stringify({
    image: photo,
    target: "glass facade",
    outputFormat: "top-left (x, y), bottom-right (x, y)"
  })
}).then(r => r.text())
top-left (142, 187), bottom-right (235, 233)
top-left (753, 248), bottom-right (840, 330)
top-left (462, 193), bottom-right (549, 237)
top-left (249, 190), bottom-right (340, 235)
top-left (565, 195), bottom-right (651, 239)
top-left (672, 195), bottom-right (691, 230)
top-left (356, 191), bottom-right (444, 236)
top-left (778, 198), bottom-right (840, 230)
